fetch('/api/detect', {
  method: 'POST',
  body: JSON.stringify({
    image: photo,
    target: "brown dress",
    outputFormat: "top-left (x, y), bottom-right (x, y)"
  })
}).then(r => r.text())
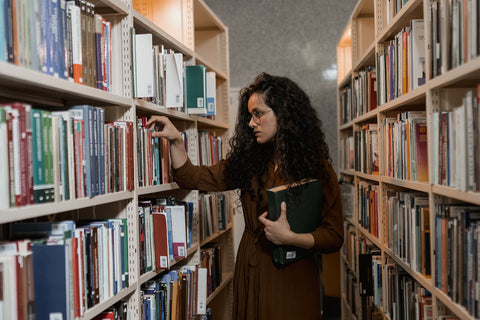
top-left (173, 158), bottom-right (344, 320)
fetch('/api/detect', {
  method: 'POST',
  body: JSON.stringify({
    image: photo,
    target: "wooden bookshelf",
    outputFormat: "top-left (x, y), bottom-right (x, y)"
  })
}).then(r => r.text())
top-left (338, 0), bottom-right (480, 319)
top-left (0, 0), bottom-right (233, 319)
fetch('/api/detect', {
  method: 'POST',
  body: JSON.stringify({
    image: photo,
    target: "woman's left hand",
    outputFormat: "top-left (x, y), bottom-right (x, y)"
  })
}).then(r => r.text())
top-left (258, 202), bottom-right (294, 245)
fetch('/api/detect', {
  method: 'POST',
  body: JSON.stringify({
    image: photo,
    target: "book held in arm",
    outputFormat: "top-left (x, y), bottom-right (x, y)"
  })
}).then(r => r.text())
top-left (267, 178), bottom-right (322, 266)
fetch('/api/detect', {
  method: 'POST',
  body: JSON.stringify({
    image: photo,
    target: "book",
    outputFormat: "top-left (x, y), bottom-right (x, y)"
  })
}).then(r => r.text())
top-left (184, 65), bottom-right (206, 115)
top-left (267, 178), bottom-right (322, 266)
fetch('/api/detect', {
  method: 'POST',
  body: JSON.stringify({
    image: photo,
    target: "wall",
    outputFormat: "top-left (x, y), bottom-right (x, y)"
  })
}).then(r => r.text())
top-left (205, 0), bottom-right (357, 168)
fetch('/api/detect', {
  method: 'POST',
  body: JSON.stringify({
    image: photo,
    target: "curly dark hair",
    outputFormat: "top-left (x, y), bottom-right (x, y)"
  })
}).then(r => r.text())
top-left (224, 72), bottom-right (331, 201)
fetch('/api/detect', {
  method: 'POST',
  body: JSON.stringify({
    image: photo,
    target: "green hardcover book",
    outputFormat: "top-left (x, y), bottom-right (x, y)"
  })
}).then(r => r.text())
top-left (184, 65), bottom-right (207, 115)
top-left (267, 178), bottom-right (322, 266)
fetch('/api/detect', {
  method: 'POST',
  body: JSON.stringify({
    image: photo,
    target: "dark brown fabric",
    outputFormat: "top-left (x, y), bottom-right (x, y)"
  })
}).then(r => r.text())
top-left (173, 158), bottom-right (344, 320)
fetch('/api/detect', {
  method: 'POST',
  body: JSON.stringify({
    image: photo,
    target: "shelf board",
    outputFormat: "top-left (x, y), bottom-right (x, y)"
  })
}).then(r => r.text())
top-left (339, 169), bottom-right (356, 176)
top-left (383, 246), bottom-right (433, 291)
top-left (195, 53), bottom-right (228, 79)
top-left (81, 285), bottom-right (136, 320)
top-left (428, 57), bottom-right (480, 90)
top-left (356, 224), bottom-right (382, 248)
top-left (206, 271), bottom-right (233, 304)
top-left (339, 122), bottom-right (354, 131)
top-left (0, 191), bottom-right (134, 224)
top-left (200, 222), bottom-right (233, 247)
top-left (135, 100), bottom-right (194, 122)
top-left (355, 171), bottom-right (381, 182)
top-left (352, 42), bottom-right (376, 71)
top-left (353, 108), bottom-right (378, 124)
top-left (338, 70), bottom-right (352, 89)
top-left (376, 0), bottom-right (424, 43)
top-left (341, 255), bottom-right (358, 278)
top-left (377, 85), bottom-right (427, 113)
top-left (380, 176), bottom-right (431, 193)
top-left (351, 0), bottom-right (375, 18)
top-left (93, 0), bottom-right (129, 15)
top-left (432, 185), bottom-right (480, 206)
top-left (132, 10), bottom-right (195, 59)
top-left (433, 287), bottom-right (475, 320)
top-left (137, 183), bottom-right (181, 196)
top-left (0, 62), bottom-right (132, 107)
top-left (138, 244), bottom-right (200, 286)
top-left (195, 115), bottom-right (230, 130)
top-left (194, 0), bottom-right (227, 31)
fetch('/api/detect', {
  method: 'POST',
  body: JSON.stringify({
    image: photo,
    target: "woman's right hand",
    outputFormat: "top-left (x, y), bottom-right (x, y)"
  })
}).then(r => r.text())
top-left (146, 115), bottom-right (183, 143)
top-left (146, 115), bottom-right (188, 169)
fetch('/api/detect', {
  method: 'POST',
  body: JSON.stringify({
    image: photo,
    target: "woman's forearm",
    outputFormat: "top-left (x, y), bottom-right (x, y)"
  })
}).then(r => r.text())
top-left (286, 232), bottom-right (315, 250)
top-left (169, 137), bottom-right (188, 169)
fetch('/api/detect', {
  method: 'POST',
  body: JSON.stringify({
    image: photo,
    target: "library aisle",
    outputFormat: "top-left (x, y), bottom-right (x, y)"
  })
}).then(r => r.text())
top-left (337, 0), bottom-right (480, 319)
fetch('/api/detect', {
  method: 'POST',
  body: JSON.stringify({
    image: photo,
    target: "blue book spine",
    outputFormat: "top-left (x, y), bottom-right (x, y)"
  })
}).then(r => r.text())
top-left (29, 0), bottom-right (42, 71)
top-left (108, 220), bottom-right (117, 295)
top-left (206, 97), bottom-right (215, 116)
top-left (50, 0), bottom-right (59, 76)
top-left (165, 208), bottom-right (174, 261)
top-left (5, 0), bottom-right (13, 62)
top-left (0, 0), bottom-right (7, 61)
top-left (40, 0), bottom-right (51, 74)
top-left (31, 244), bottom-right (68, 320)
top-left (58, 0), bottom-right (68, 78)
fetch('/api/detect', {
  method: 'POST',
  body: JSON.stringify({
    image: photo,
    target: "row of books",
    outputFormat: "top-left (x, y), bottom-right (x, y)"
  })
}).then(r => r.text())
top-left (339, 135), bottom-right (355, 171)
top-left (343, 223), bottom-right (358, 273)
top-left (136, 116), bottom-right (172, 187)
top-left (0, 103), bottom-right (134, 210)
top-left (7, 218), bottom-right (129, 320)
top-left (0, 0), bottom-right (112, 90)
top-left (435, 203), bottom-right (480, 318)
top-left (376, 19), bottom-right (425, 105)
top-left (138, 197), bottom-right (194, 274)
top-left (351, 66), bottom-right (377, 120)
top-left (132, 32), bottom-right (217, 116)
top-left (383, 0), bottom-right (410, 25)
top-left (199, 192), bottom-right (230, 242)
top-left (385, 190), bottom-right (431, 277)
top-left (344, 271), bottom-right (359, 316)
top-left (357, 181), bottom-right (379, 238)
top-left (200, 244), bottom-right (223, 297)
top-left (198, 130), bottom-right (223, 167)
top-left (383, 111), bottom-right (428, 182)
top-left (430, 0), bottom-right (480, 78)
top-left (141, 267), bottom-right (208, 319)
top-left (382, 259), bottom-right (432, 320)
top-left (92, 301), bottom-right (128, 320)
top-left (354, 123), bottom-right (379, 175)
top-left (432, 86), bottom-right (480, 191)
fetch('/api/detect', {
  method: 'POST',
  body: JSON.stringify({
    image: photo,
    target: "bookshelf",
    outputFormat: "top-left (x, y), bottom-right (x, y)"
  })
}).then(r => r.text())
top-left (0, 0), bottom-right (233, 319)
top-left (338, 0), bottom-right (480, 319)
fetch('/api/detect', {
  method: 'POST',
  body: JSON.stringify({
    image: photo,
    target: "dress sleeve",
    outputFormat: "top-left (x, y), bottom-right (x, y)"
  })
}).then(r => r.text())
top-left (310, 161), bottom-right (344, 253)
top-left (171, 157), bottom-right (229, 192)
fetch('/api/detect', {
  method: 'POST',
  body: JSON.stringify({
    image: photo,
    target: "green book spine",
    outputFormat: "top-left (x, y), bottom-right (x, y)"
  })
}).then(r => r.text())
top-left (185, 65), bottom-right (206, 114)
top-left (41, 110), bottom-right (54, 202)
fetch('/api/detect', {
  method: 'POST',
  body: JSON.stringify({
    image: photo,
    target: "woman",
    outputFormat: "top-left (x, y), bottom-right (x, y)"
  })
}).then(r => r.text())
top-left (147, 72), bottom-right (344, 319)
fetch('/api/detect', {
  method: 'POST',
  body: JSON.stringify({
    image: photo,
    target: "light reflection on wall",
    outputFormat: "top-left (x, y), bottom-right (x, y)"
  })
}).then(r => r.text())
top-left (322, 64), bottom-right (338, 81)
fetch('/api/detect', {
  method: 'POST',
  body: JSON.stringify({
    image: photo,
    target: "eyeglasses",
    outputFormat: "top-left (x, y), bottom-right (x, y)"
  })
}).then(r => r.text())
top-left (250, 110), bottom-right (272, 124)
